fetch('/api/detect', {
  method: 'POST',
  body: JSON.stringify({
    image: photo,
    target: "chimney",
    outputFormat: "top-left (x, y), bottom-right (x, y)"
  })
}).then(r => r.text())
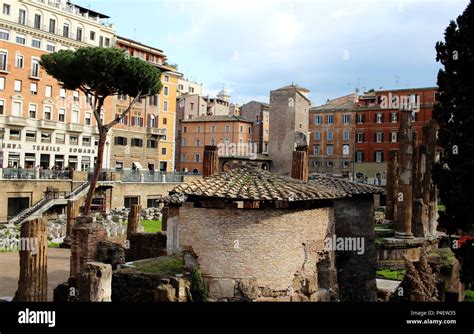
top-left (291, 145), bottom-right (309, 182)
top-left (203, 146), bottom-right (219, 177)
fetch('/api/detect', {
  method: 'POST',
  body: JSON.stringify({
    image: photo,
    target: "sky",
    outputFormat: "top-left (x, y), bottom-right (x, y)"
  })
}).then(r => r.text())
top-left (75, 0), bottom-right (469, 105)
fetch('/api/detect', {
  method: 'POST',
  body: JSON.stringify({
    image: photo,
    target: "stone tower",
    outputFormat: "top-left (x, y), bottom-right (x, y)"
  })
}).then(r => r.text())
top-left (269, 84), bottom-right (311, 176)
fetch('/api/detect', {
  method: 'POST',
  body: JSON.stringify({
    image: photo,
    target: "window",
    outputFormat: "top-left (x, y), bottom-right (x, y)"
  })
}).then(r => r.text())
top-left (225, 125), bottom-right (230, 132)
top-left (164, 101), bottom-right (168, 111)
top-left (327, 145), bottom-right (334, 156)
top-left (164, 86), bottom-right (169, 96)
top-left (210, 138), bottom-right (215, 146)
top-left (16, 34), bottom-right (26, 45)
top-left (114, 137), bottom-right (127, 146)
top-left (0, 77), bottom-right (4, 90)
top-left (149, 115), bottom-right (156, 128)
top-left (60, 88), bottom-right (66, 99)
top-left (197, 126), bottom-right (201, 133)
top-left (44, 106), bottom-right (52, 120)
top-left (82, 137), bottom-right (91, 146)
top-left (12, 101), bottom-right (22, 116)
top-left (327, 115), bottom-right (334, 124)
top-left (18, 9), bottom-right (26, 25)
top-left (189, 87), bottom-right (194, 93)
top-left (0, 51), bottom-right (7, 71)
top-left (327, 131), bottom-right (334, 141)
top-left (343, 130), bottom-right (350, 141)
top-left (3, 4), bottom-right (10, 15)
top-left (163, 117), bottom-right (167, 125)
top-left (375, 132), bottom-right (384, 143)
top-left (31, 38), bottom-right (41, 49)
top-left (73, 91), bottom-right (79, 102)
top-left (71, 110), bottom-right (79, 123)
top-left (131, 138), bottom-right (143, 147)
top-left (45, 85), bottom-right (52, 98)
top-left (412, 111), bottom-right (417, 122)
top-left (41, 132), bottom-right (52, 143)
top-left (314, 115), bottom-right (322, 124)
top-left (343, 114), bottom-right (351, 124)
top-left (211, 125), bottom-right (216, 133)
top-left (70, 135), bottom-right (78, 145)
top-left (147, 139), bottom-right (158, 149)
top-left (391, 132), bottom-right (398, 143)
top-left (375, 151), bottom-right (384, 163)
top-left (150, 95), bottom-right (158, 106)
top-left (0, 29), bottom-right (9, 41)
top-left (314, 144), bottom-right (320, 156)
top-left (46, 43), bottom-right (55, 52)
top-left (376, 113), bottom-right (383, 123)
top-left (194, 154), bottom-right (201, 162)
top-left (196, 139), bottom-right (201, 147)
top-left (326, 161), bottom-right (333, 167)
top-left (82, 112), bottom-right (91, 126)
top-left (182, 138), bottom-right (187, 147)
top-left (357, 114), bottom-right (364, 124)
top-left (356, 151), bottom-right (364, 163)
top-left (34, 14), bottom-right (41, 29)
top-left (26, 131), bottom-right (36, 142)
top-left (183, 126), bottom-right (187, 133)
top-left (31, 59), bottom-right (40, 78)
top-left (99, 36), bottom-right (104, 47)
top-left (28, 104), bottom-right (37, 118)
top-left (76, 28), bottom-right (83, 42)
top-left (164, 75), bottom-right (170, 82)
top-left (161, 148), bottom-right (167, 155)
top-left (90, 31), bottom-right (96, 41)
top-left (10, 129), bottom-right (21, 140)
top-left (124, 197), bottom-right (139, 209)
top-left (104, 38), bottom-right (110, 47)
top-left (49, 19), bottom-right (56, 34)
top-left (30, 83), bottom-right (38, 95)
top-left (14, 80), bottom-right (22, 92)
top-left (63, 23), bottom-right (70, 38)
top-left (391, 112), bottom-right (398, 123)
top-left (55, 133), bottom-right (65, 144)
top-left (356, 132), bottom-right (364, 143)
top-left (0, 99), bottom-right (4, 115)
top-left (15, 55), bottom-right (24, 68)
top-left (178, 84), bottom-right (184, 91)
top-left (58, 108), bottom-right (65, 122)
top-left (240, 126), bottom-right (243, 133)
top-left (190, 102), bottom-right (194, 111)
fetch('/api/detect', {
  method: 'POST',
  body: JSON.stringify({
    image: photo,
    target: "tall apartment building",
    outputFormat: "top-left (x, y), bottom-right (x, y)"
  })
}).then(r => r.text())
top-left (354, 87), bottom-right (438, 183)
top-left (269, 84), bottom-right (311, 176)
top-left (0, 0), bottom-right (115, 170)
top-left (240, 101), bottom-right (270, 155)
top-left (179, 115), bottom-right (254, 173)
top-left (111, 36), bottom-right (182, 172)
top-left (308, 94), bottom-right (358, 177)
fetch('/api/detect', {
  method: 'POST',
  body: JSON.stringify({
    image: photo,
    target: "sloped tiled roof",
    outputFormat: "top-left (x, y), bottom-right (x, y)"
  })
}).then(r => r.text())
top-left (156, 193), bottom-right (188, 205)
top-left (170, 167), bottom-right (382, 202)
top-left (310, 176), bottom-right (385, 196)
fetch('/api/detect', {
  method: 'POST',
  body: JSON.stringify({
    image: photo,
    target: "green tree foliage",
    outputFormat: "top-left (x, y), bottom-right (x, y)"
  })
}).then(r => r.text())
top-left (40, 47), bottom-right (162, 215)
top-left (432, 1), bottom-right (474, 234)
top-left (190, 267), bottom-right (208, 302)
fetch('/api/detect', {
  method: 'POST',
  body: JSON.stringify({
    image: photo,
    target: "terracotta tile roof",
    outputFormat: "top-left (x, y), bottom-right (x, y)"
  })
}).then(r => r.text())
top-left (310, 176), bottom-right (385, 196)
top-left (170, 167), bottom-right (382, 202)
top-left (156, 193), bottom-right (188, 205)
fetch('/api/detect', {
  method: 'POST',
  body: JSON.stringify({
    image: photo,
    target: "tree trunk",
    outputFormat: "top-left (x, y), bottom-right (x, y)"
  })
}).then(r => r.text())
top-left (82, 128), bottom-right (108, 216)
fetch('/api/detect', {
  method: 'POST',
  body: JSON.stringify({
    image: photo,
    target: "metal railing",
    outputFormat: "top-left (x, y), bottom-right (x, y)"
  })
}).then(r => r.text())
top-left (1, 168), bottom-right (70, 180)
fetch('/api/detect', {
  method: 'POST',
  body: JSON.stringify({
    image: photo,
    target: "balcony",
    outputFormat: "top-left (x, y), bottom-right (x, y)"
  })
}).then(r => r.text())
top-left (39, 119), bottom-right (57, 130)
top-left (67, 123), bottom-right (84, 133)
top-left (29, 68), bottom-right (42, 80)
top-left (0, 63), bottom-right (11, 74)
top-left (147, 127), bottom-right (167, 137)
top-left (7, 116), bottom-right (27, 127)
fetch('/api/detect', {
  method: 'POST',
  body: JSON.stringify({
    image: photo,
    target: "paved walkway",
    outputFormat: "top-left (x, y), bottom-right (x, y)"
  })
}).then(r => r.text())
top-left (0, 248), bottom-right (70, 301)
top-left (376, 278), bottom-right (400, 293)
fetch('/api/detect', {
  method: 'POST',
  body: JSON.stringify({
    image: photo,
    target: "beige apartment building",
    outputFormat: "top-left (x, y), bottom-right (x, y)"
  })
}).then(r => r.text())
top-left (0, 0), bottom-right (116, 170)
top-left (177, 77), bottom-right (203, 96)
top-left (240, 101), bottom-right (270, 155)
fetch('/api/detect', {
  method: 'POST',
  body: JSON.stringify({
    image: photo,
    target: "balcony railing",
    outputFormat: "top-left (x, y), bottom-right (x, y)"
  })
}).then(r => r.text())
top-left (7, 116), bottom-right (27, 127)
top-left (147, 128), bottom-right (167, 136)
top-left (29, 68), bottom-right (42, 80)
top-left (1, 168), bottom-right (70, 180)
top-left (39, 119), bottom-right (57, 129)
top-left (0, 63), bottom-right (11, 73)
top-left (16, 20), bottom-right (87, 44)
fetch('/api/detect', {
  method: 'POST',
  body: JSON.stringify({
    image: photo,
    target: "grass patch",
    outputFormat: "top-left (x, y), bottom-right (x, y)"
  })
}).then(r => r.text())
top-left (133, 255), bottom-right (184, 275)
top-left (48, 242), bottom-right (61, 248)
top-left (465, 290), bottom-right (474, 302)
top-left (428, 248), bottom-right (457, 267)
top-left (141, 220), bottom-right (162, 233)
top-left (438, 204), bottom-right (446, 213)
top-left (377, 268), bottom-right (406, 281)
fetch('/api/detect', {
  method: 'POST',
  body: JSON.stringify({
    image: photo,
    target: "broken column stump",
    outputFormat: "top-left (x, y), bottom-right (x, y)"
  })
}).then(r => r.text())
top-left (61, 200), bottom-right (80, 249)
top-left (70, 216), bottom-right (108, 280)
top-left (78, 262), bottom-right (112, 302)
top-left (385, 150), bottom-right (398, 221)
top-left (127, 204), bottom-right (142, 241)
top-left (14, 218), bottom-right (48, 302)
top-left (291, 146), bottom-right (309, 182)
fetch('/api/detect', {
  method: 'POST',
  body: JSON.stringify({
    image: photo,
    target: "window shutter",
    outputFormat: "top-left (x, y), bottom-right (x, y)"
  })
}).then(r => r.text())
top-left (147, 114), bottom-right (151, 127)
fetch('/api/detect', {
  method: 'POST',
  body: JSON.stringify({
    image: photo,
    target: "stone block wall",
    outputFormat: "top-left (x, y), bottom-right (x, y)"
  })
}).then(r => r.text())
top-left (174, 204), bottom-right (334, 297)
top-left (127, 232), bottom-right (167, 262)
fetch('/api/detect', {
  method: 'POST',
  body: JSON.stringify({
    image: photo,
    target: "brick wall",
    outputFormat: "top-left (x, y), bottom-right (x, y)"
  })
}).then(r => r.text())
top-left (175, 204), bottom-right (334, 292)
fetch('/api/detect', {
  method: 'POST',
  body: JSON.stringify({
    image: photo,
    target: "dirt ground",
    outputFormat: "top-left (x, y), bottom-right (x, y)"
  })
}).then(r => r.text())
top-left (0, 248), bottom-right (70, 301)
